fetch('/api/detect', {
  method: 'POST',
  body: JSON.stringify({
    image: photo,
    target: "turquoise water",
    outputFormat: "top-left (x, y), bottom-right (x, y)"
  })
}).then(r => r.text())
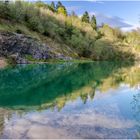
top-left (0, 62), bottom-right (140, 138)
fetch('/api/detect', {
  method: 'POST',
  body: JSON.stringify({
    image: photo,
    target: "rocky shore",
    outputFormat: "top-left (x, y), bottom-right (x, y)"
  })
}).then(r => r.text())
top-left (0, 31), bottom-right (72, 64)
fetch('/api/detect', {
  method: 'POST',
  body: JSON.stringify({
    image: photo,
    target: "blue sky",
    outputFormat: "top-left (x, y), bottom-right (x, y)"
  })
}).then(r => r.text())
top-left (46, 1), bottom-right (140, 30)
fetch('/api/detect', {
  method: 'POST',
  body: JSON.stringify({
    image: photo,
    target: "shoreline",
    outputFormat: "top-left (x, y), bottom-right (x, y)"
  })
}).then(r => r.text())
top-left (0, 57), bottom-right (138, 69)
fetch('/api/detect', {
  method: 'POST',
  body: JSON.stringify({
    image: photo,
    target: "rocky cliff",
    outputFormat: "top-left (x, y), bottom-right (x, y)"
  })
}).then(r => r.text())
top-left (0, 31), bottom-right (72, 64)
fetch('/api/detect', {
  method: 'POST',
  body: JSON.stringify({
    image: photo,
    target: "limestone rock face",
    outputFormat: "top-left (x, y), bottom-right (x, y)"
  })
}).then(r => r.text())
top-left (0, 32), bottom-right (72, 63)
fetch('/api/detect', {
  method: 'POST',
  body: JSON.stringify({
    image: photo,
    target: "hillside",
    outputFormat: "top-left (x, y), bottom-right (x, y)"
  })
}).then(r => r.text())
top-left (0, 1), bottom-right (140, 64)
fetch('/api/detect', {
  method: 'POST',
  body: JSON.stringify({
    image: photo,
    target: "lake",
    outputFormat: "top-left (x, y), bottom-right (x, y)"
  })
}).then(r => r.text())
top-left (0, 61), bottom-right (140, 139)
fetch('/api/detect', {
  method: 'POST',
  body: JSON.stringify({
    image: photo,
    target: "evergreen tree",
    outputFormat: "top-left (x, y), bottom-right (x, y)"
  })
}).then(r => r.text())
top-left (91, 15), bottom-right (97, 30)
top-left (56, 1), bottom-right (67, 16)
top-left (50, 1), bottom-right (55, 12)
top-left (4, 0), bottom-right (9, 4)
top-left (71, 11), bottom-right (77, 17)
top-left (81, 11), bottom-right (90, 23)
top-left (56, 1), bottom-right (62, 10)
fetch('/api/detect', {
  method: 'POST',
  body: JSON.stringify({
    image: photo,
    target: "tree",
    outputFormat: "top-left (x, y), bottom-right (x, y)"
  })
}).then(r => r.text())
top-left (56, 1), bottom-right (67, 16)
top-left (0, 1), bottom-right (10, 19)
top-left (50, 1), bottom-right (55, 12)
top-left (71, 11), bottom-right (77, 17)
top-left (65, 20), bottom-right (73, 38)
top-left (57, 6), bottom-right (67, 16)
top-left (35, 1), bottom-right (47, 8)
top-left (91, 15), bottom-right (97, 30)
top-left (56, 1), bottom-right (62, 10)
top-left (4, 0), bottom-right (9, 4)
top-left (81, 11), bottom-right (90, 23)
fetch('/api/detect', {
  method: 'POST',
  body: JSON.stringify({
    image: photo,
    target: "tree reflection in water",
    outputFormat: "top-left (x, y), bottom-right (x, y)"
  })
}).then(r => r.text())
top-left (0, 61), bottom-right (140, 138)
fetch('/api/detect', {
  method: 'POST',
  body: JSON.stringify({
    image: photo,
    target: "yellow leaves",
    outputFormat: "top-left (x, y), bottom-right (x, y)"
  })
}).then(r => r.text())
top-left (57, 7), bottom-right (67, 16)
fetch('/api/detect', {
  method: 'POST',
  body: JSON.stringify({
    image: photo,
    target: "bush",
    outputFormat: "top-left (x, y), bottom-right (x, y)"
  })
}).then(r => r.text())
top-left (0, 1), bottom-right (11, 19)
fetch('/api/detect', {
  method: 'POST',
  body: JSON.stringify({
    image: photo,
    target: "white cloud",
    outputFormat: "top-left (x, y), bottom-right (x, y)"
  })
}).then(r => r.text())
top-left (94, 12), bottom-right (133, 28)
top-left (121, 24), bottom-right (140, 31)
top-left (3, 109), bottom-right (137, 138)
top-left (79, 11), bottom-right (138, 31)
top-left (67, 6), bottom-right (82, 11)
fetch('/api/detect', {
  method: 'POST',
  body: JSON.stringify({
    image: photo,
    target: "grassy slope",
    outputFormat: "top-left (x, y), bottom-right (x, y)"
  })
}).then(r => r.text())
top-left (0, 19), bottom-right (79, 60)
top-left (0, 18), bottom-right (136, 62)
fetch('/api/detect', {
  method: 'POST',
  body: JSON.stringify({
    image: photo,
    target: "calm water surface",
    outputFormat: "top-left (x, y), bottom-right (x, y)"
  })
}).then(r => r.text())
top-left (0, 62), bottom-right (140, 138)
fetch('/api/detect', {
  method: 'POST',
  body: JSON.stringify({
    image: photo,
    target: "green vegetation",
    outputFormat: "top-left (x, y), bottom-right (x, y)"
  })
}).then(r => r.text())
top-left (91, 15), bottom-right (97, 30)
top-left (0, 0), bottom-right (140, 61)
top-left (81, 11), bottom-right (90, 23)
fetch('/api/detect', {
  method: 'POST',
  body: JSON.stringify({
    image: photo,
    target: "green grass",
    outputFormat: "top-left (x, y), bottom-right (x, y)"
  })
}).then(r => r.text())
top-left (25, 54), bottom-right (93, 64)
